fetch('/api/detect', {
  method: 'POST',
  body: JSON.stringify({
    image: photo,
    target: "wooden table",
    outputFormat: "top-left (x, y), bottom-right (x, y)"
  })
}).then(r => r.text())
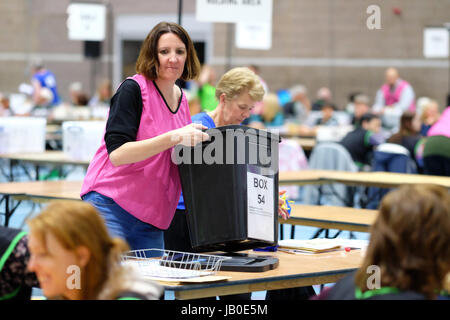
top-left (324, 170), bottom-right (450, 189)
top-left (165, 249), bottom-right (363, 299)
top-left (0, 180), bottom-right (82, 226)
top-left (286, 137), bottom-right (316, 151)
top-left (0, 151), bottom-right (90, 181)
top-left (279, 170), bottom-right (326, 186)
top-left (279, 170), bottom-right (450, 189)
top-left (280, 204), bottom-right (377, 233)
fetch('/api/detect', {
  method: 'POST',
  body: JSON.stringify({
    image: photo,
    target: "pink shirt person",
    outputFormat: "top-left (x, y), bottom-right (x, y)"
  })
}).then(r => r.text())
top-left (81, 74), bottom-right (191, 229)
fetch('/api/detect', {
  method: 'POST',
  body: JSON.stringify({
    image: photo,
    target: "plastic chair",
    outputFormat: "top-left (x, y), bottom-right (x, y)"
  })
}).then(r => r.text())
top-left (302, 142), bottom-right (358, 238)
top-left (365, 143), bottom-right (417, 209)
top-left (303, 142), bottom-right (358, 207)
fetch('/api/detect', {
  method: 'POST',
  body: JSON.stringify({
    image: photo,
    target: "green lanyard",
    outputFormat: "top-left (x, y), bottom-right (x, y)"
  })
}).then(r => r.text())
top-left (355, 286), bottom-right (400, 299)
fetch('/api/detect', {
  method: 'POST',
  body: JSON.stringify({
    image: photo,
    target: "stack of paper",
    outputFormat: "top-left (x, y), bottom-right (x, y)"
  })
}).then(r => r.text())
top-left (278, 238), bottom-right (369, 254)
top-left (278, 239), bottom-right (342, 253)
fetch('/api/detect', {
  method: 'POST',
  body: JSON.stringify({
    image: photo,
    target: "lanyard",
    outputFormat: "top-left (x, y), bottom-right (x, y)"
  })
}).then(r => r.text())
top-left (355, 286), bottom-right (399, 299)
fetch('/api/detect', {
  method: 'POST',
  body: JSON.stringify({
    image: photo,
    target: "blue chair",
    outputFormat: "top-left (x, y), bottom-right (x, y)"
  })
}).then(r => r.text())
top-left (366, 143), bottom-right (417, 209)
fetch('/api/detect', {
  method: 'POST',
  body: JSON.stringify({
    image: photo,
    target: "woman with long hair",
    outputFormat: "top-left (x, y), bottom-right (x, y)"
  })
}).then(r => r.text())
top-left (27, 201), bottom-right (162, 300)
top-left (315, 184), bottom-right (450, 300)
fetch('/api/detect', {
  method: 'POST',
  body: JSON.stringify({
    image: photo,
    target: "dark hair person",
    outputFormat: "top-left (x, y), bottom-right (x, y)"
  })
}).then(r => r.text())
top-left (315, 184), bottom-right (450, 300)
top-left (81, 22), bottom-right (209, 253)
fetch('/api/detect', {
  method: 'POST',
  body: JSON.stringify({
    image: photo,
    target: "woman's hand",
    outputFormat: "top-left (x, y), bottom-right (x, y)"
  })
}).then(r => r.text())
top-left (173, 123), bottom-right (210, 146)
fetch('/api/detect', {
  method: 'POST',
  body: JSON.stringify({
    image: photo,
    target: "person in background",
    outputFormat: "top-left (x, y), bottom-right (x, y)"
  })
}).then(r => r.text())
top-left (423, 106), bottom-right (450, 176)
top-left (27, 201), bottom-right (163, 300)
top-left (248, 92), bottom-right (284, 128)
top-left (165, 66), bottom-right (267, 253)
top-left (419, 99), bottom-right (440, 137)
top-left (415, 96), bottom-right (431, 128)
top-left (373, 68), bottom-right (415, 131)
top-left (373, 67), bottom-right (416, 114)
top-left (81, 21), bottom-right (209, 253)
top-left (68, 82), bottom-right (89, 106)
top-left (315, 102), bottom-right (338, 126)
top-left (247, 65), bottom-right (269, 95)
top-left (387, 111), bottom-right (424, 170)
top-left (314, 184), bottom-right (450, 300)
top-left (312, 87), bottom-right (335, 111)
top-left (340, 113), bottom-right (384, 168)
top-left (31, 59), bottom-right (61, 107)
top-left (197, 64), bottom-right (219, 112)
top-left (351, 94), bottom-right (371, 126)
top-left (244, 65), bottom-right (269, 125)
top-left (282, 84), bottom-right (311, 124)
top-left (0, 226), bottom-right (39, 300)
top-left (0, 92), bottom-right (11, 116)
top-left (164, 67), bottom-right (310, 301)
top-left (345, 91), bottom-right (362, 115)
top-left (88, 79), bottom-right (112, 108)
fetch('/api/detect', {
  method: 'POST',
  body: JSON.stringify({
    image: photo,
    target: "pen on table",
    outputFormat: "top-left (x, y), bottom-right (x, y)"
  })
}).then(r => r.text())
top-left (278, 248), bottom-right (297, 254)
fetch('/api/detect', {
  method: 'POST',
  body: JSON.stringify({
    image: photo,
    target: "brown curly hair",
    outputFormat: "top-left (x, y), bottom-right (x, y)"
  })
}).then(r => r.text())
top-left (135, 21), bottom-right (201, 81)
top-left (355, 184), bottom-right (450, 299)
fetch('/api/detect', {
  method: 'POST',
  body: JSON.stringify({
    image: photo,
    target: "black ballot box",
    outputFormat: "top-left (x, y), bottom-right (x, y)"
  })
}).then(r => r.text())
top-left (174, 125), bottom-right (280, 252)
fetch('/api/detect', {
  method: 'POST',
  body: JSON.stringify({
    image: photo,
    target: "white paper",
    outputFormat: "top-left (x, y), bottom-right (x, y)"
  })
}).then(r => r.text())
top-left (423, 27), bottom-right (449, 58)
top-left (235, 21), bottom-right (272, 50)
top-left (247, 171), bottom-right (274, 242)
top-left (67, 3), bottom-right (106, 41)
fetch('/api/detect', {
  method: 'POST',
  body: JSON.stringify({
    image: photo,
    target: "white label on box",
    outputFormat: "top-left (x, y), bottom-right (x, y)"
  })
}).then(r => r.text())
top-left (247, 171), bottom-right (274, 242)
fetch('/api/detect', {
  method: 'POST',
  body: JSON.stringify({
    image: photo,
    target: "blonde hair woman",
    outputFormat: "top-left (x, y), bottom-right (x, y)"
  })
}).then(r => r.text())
top-left (248, 92), bottom-right (284, 129)
top-left (27, 201), bottom-right (162, 300)
top-left (166, 66), bottom-right (266, 251)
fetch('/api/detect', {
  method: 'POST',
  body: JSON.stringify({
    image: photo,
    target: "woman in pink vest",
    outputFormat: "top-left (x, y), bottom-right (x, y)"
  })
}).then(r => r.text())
top-left (81, 22), bottom-right (208, 253)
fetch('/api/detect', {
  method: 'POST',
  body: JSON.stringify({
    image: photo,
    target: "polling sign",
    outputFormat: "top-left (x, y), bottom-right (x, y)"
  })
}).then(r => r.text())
top-left (196, 0), bottom-right (273, 50)
top-left (196, 0), bottom-right (272, 24)
top-left (67, 3), bottom-right (106, 41)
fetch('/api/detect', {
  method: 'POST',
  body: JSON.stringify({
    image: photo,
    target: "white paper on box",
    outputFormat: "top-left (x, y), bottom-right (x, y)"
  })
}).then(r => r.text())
top-left (247, 171), bottom-right (274, 242)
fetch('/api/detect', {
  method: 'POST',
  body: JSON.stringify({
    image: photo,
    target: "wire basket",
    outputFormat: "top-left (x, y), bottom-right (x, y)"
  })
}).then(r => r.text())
top-left (121, 249), bottom-right (232, 279)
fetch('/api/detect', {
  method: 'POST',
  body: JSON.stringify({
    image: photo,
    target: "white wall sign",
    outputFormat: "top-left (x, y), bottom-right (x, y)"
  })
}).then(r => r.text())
top-left (235, 21), bottom-right (272, 50)
top-left (423, 27), bottom-right (449, 58)
top-left (247, 171), bottom-right (274, 242)
top-left (196, 0), bottom-right (272, 24)
top-left (67, 3), bottom-right (106, 41)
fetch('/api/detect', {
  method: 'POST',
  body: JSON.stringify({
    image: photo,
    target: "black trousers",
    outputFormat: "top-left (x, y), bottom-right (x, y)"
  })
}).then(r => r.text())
top-left (424, 155), bottom-right (450, 176)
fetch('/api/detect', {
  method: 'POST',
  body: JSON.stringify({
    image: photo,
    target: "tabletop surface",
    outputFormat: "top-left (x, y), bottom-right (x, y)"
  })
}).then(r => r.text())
top-left (0, 180), bottom-right (82, 199)
top-left (0, 151), bottom-right (90, 166)
top-left (163, 249), bottom-right (363, 292)
top-left (287, 204), bottom-right (377, 226)
top-left (279, 170), bottom-right (450, 188)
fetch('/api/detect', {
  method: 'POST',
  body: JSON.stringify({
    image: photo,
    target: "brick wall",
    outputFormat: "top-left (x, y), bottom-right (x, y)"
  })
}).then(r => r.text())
top-left (0, 0), bottom-right (448, 109)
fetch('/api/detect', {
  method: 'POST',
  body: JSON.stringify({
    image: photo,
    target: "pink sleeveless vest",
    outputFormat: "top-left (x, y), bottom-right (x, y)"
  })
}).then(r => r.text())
top-left (80, 74), bottom-right (191, 229)
top-left (381, 80), bottom-right (416, 112)
top-left (427, 106), bottom-right (450, 138)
